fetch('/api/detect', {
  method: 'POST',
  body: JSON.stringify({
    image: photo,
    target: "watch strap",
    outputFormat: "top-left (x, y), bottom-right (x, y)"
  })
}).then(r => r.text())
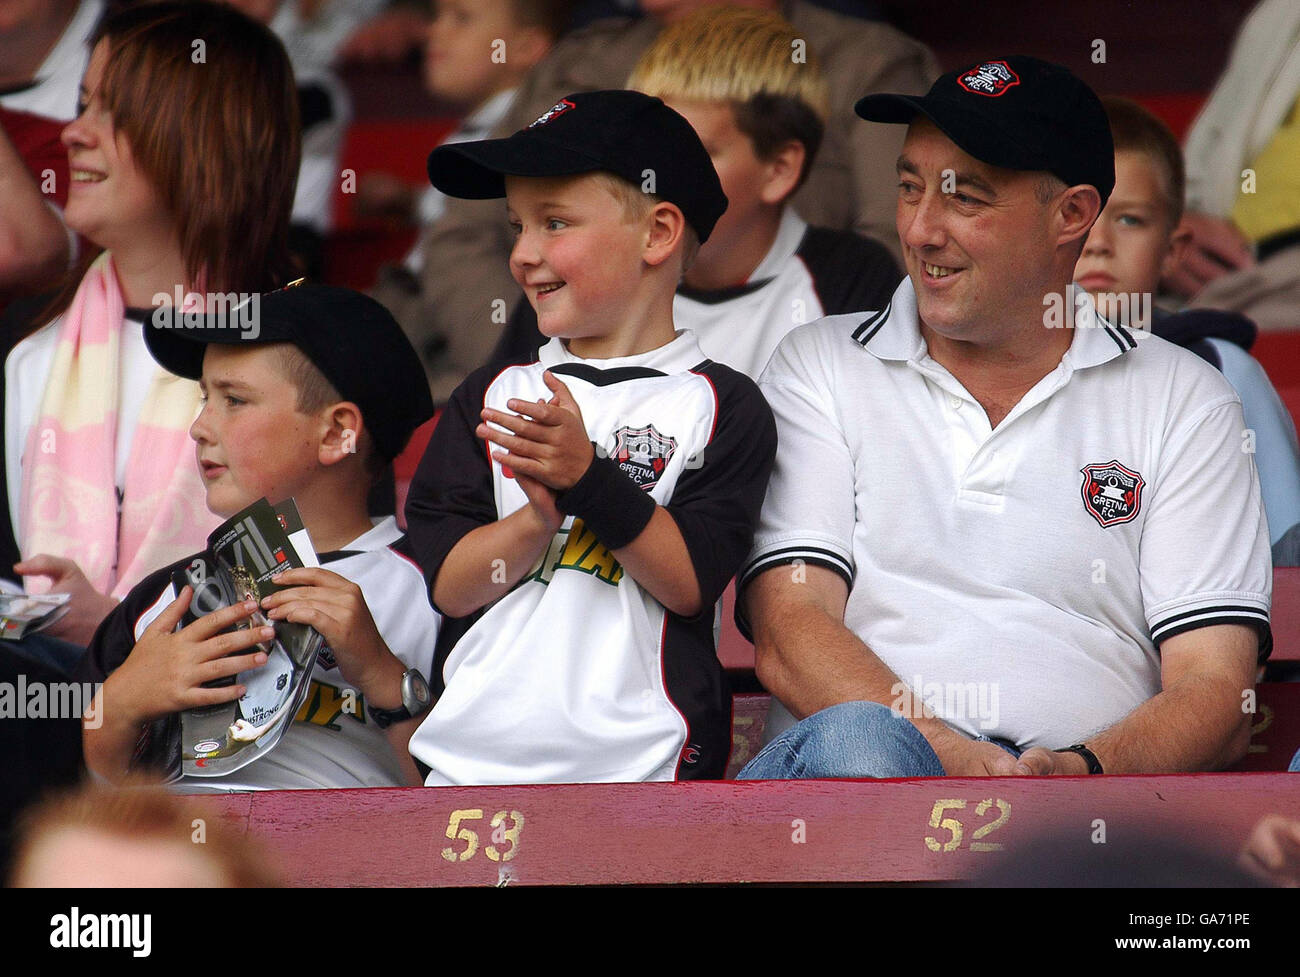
top-left (1053, 743), bottom-right (1104, 774)
top-left (368, 668), bottom-right (431, 729)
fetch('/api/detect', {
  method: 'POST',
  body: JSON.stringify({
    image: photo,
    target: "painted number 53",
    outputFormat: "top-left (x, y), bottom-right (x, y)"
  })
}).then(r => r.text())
top-left (441, 809), bottom-right (525, 863)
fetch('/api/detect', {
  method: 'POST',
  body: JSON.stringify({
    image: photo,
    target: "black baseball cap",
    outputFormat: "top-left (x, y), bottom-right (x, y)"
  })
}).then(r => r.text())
top-left (855, 55), bottom-right (1115, 207)
top-left (427, 89), bottom-right (729, 243)
top-left (145, 283), bottom-right (434, 462)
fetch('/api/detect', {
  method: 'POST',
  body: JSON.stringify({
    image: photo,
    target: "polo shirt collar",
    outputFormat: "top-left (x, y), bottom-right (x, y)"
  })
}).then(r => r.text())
top-left (855, 278), bottom-right (1139, 371)
top-left (1062, 286), bottom-right (1141, 369)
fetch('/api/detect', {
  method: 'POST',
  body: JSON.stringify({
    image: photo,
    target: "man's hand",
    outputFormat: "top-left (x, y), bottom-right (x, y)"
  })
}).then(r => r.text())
top-left (478, 371), bottom-right (594, 493)
top-left (934, 735), bottom-right (1026, 777)
top-left (15, 554), bottom-right (124, 646)
top-left (109, 588), bottom-right (271, 723)
top-left (1161, 211), bottom-right (1255, 298)
top-left (1239, 814), bottom-right (1300, 887)
top-left (1007, 746), bottom-right (1092, 776)
top-left (259, 567), bottom-right (403, 704)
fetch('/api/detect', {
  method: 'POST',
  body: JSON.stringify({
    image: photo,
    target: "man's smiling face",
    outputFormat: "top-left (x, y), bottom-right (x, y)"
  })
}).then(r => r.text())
top-left (896, 117), bottom-right (1060, 345)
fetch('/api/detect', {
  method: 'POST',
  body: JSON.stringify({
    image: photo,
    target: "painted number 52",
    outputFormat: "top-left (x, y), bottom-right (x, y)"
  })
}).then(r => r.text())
top-left (924, 798), bottom-right (1011, 853)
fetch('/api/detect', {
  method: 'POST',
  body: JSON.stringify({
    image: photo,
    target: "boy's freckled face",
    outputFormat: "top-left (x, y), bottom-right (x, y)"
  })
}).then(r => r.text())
top-left (506, 174), bottom-right (647, 346)
top-left (1075, 150), bottom-right (1174, 313)
top-left (190, 345), bottom-right (324, 517)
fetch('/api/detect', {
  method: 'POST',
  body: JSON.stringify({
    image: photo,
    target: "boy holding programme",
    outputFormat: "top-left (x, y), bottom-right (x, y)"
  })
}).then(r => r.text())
top-left (78, 285), bottom-right (439, 790)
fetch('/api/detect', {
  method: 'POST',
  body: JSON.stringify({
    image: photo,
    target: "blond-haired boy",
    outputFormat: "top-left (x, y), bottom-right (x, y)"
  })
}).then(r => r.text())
top-left (405, 90), bottom-right (777, 784)
top-left (630, 8), bottom-right (897, 362)
top-left (494, 8), bottom-right (900, 380)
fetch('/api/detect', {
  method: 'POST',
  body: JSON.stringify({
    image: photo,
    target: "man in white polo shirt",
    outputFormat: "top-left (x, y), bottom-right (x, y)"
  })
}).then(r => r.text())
top-left (737, 55), bottom-right (1273, 779)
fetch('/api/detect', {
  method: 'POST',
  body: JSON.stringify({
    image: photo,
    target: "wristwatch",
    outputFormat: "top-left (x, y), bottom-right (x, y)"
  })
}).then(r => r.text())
top-left (1053, 743), bottom-right (1104, 774)
top-left (367, 668), bottom-right (432, 729)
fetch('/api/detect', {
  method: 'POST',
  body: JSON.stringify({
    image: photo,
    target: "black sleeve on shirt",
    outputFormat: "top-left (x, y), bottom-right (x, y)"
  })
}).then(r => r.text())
top-left (73, 556), bottom-right (194, 779)
top-left (799, 225), bottom-right (902, 316)
top-left (404, 362), bottom-right (514, 611)
top-left (665, 362), bottom-right (777, 610)
top-left (74, 558), bottom-right (189, 685)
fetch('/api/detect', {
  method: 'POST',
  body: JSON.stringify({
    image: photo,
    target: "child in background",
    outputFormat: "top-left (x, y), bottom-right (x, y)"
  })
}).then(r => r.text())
top-left (406, 90), bottom-right (776, 785)
top-left (1073, 96), bottom-right (1300, 558)
top-left (628, 6), bottom-right (900, 380)
top-left (78, 285), bottom-right (439, 791)
top-left (363, 1), bottom-right (571, 275)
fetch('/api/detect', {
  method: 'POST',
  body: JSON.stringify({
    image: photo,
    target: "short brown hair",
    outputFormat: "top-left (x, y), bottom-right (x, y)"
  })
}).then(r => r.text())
top-left (272, 345), bottom-right (385, 477)
top-left (1102, 95), bottom-right (1185, 228)
top-left (628, 6), bottom-right (830, 190)
top-left (10, 779), bottom-right (281, 887)
top-left (587, 171), bottom-right (701, 271)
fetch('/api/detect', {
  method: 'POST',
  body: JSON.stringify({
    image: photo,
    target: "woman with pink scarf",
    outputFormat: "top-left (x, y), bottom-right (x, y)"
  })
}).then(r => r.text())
top-left (2, 1), bottom-right (301, 647)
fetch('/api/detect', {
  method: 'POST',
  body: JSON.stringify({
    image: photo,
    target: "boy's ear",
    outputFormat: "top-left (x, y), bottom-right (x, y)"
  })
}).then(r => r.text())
top-left (643, 201), bottom-right (688, 268)
top-left (319, 402), bottom-right (365, 467)
top-left (1162, 218), bottom-right (1194, 280)
top-left (758, 140), bottom-right (806, 207)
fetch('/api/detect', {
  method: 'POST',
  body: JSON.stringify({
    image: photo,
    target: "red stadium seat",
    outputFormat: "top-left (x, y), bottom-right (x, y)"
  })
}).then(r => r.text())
top-left (1129, 93), bottom-right (1205, 141)
top-left (194, 768), bottom-right (1300, 886)
top-left (393, 412), bottom-right (439, 530)
top-left (1252, 332), bottom-right (1300, 389)
top-left (191, 682), bottom-right (1300, 886)
top-left (1272, 567), bottom-right (1300, 660)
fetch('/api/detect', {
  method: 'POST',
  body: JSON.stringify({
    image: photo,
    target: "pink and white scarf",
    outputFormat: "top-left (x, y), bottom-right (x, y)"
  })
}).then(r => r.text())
top-left (19, 252), bottom-right (220, 598)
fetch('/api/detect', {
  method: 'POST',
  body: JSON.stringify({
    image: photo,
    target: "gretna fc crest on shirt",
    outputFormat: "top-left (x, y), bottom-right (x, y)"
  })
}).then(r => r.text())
top-left (958, 61), bottom-right (1021, 97)
top-left (530, 98), bottom-right (576, 128)
top-left (1080, 460), bottom-right (1145, 527)
top-left (609, 424), bottom-right (679, 490)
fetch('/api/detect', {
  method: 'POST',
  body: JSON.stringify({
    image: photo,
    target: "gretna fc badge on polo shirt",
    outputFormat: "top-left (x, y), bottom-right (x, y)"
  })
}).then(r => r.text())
top-left (610, 424), bottom-right (678, 490)
top-left (957, 61), bottom-right (1021, 97)
top-left (1080, 460), bottom-right (1146, 527)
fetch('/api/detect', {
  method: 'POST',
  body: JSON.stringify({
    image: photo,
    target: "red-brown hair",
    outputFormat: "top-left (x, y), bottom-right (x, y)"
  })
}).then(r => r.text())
top-left (91, 0), bottom-right (300, 291)
top-left (35, 0), bottom-right (300, 326)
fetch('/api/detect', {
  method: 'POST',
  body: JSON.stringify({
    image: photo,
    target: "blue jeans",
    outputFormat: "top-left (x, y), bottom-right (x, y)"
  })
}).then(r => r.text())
top-left (738, 701), bottom-right (947, 779)
top-left (1289, 747), bottom-right (1300, 773)
top-left (738, 701), bottom-right (1022, 780)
